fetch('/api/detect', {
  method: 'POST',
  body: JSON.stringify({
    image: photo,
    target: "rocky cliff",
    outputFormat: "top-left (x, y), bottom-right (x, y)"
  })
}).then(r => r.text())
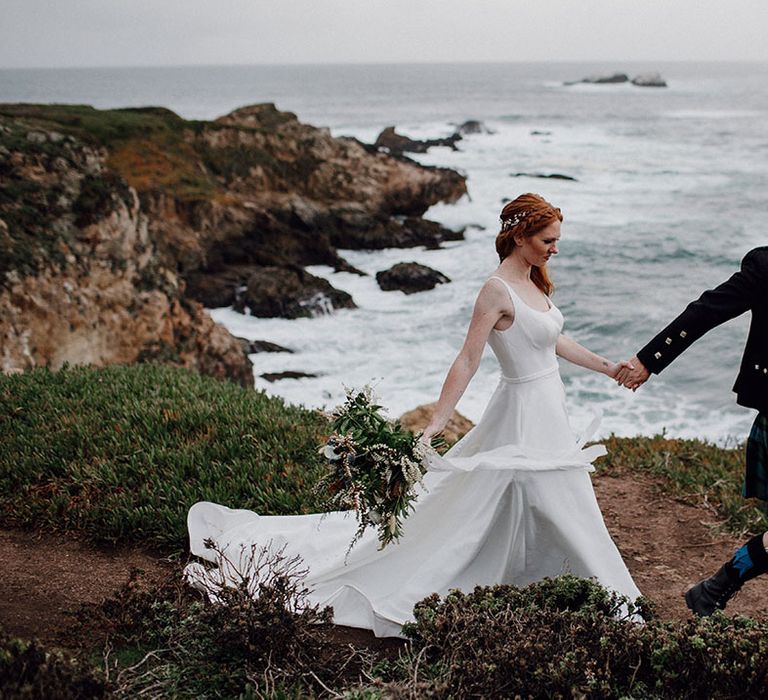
top-left (0, 103), bottom-right (466, 382)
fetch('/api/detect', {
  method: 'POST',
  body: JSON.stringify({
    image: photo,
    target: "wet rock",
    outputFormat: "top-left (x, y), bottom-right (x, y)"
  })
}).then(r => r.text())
top-left (260, 370), bottom-right (317, 382)
top-left (374, 126), bottom-right (462, 155)
top-left (185, 265), bottom-right (258, 309)
top-left (238, 338), bottom-right (294, 354)
top-left (565, 72), bottom-right (629, 85)
top-left (511, 172), bottom-right (578, 182)
top-left (456, 120), bottom-right (493, 135)
top-left (631, 72), bottom-right (667, 87)
top-left (234, 266), bottom-right (356, 319)
top-left (330, 217), bottom-right (463, 251)
top-left (376, 262), bottom-right (450, 294)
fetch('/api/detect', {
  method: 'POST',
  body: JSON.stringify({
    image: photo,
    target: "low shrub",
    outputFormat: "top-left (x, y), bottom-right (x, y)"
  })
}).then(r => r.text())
top-left (0, 629), bottom-right (106, 699)
top-left (392, 575), bottom-right (768, 699)
top-left (0, 365), bottom-right (330, 550)
top-left (87, 544), bottom-right (367, 699)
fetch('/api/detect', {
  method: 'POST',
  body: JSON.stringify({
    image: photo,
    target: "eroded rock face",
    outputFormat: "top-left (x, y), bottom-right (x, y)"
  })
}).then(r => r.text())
top-left (0, 110), bottom-right (251, 384)
top-left (178, 104), bottom-right (467, 314)
top-left (376, 262), bottom-right (451, 294)
top-left (0, 102), bottom-right (466, 379)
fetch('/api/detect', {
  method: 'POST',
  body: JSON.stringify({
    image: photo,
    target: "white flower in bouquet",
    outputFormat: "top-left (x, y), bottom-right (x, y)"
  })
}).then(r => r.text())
top-left (315, 385), bottom-right (435, 553)
top-left (322, 443), bottom-right (340, 461)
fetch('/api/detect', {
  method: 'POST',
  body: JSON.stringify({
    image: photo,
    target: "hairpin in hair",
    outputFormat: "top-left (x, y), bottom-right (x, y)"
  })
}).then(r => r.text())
top-left (500, 211), bottom-right (527, 232)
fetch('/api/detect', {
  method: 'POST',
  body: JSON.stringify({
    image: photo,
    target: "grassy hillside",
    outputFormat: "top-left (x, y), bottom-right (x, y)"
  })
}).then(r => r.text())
top-left (2, 364), bottom-right (766, 551)
top-left (0, 365), bottom-right (330, 550)
top-left (3, 364), bottom-right (768, 697)
top-left (602, 433), bottom-right (768, 536)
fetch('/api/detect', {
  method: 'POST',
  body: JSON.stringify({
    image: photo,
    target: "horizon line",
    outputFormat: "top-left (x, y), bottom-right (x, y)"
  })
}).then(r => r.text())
top-left (2, 58), bottom-right (768, 71)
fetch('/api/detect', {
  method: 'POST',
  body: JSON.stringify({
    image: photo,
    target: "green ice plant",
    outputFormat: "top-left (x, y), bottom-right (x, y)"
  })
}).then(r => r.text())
top-left (316, 387), bottom-right (437, 552)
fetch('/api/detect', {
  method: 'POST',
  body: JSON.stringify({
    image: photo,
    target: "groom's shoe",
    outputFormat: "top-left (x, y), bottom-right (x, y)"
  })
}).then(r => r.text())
top-left (685, 533), bottom-right (768, 616)
top-left (685, 565), bottom-right (743, 616)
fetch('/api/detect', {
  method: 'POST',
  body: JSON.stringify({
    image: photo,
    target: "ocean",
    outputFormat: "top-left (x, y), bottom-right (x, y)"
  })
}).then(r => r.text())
top-left (2, 61), bottom-right (766, 441)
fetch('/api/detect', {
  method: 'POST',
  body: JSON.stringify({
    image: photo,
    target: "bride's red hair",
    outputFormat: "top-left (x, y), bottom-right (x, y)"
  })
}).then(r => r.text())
top-left (496, 193), bottom-right (562, 296)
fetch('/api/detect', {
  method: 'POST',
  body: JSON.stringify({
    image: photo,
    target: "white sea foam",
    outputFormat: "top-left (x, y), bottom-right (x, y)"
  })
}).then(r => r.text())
top-left (212, 100), bottom-right (765, 444)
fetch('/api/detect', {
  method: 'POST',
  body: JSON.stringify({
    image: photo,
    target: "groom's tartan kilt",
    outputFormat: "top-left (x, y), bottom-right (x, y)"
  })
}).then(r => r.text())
top-left (744, 412), bottom-right (768, 501)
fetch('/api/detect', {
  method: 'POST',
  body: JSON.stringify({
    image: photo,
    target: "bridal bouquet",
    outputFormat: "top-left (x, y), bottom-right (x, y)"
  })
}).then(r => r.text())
top-left (316, 387), bottom-right (432, 552)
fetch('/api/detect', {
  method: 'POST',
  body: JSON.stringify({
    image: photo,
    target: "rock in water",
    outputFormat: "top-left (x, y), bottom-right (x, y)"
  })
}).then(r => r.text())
top-left (329, 217), bottom-right (464, 251)
top-left (374, 126), bottom-right (462, 155)
top-left (631, 72), bottom-right (668, 87)
top-left (234, 267), bottom-right (356, 318)
top-left (456, 120), bottom-right (493, 135)
top-left (511, 172), bottom-right (578, 182)
top-left (260, 371), bottom-right (317, 382)
top-left (376, 263), bottom-right (451, 294)
top-left (238, 339), bottom-right (294, 354)
top-left (565, 72), bottom-right (629, 85)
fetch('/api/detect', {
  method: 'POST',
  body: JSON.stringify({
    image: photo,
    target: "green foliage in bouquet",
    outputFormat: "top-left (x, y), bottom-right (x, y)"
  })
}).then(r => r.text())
top-left (317, 388), bottom-right (432, 552)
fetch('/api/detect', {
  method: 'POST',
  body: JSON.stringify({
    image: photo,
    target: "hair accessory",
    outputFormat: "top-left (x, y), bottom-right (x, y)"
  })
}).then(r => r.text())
top-left (500, 211), bottom-right (527, 232)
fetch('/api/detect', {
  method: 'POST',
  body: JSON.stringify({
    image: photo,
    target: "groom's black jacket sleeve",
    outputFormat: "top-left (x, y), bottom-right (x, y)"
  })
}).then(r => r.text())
top-left (636, 246), bottom-right (768, 413)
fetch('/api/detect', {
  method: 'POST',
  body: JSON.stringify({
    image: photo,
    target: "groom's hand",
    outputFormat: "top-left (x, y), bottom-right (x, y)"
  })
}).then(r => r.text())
top-left (615, 355), bottom-right (650, 391)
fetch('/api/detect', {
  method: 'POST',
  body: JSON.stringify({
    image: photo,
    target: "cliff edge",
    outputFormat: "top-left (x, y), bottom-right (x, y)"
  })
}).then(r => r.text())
top-left (0, 103), bottom-right (466, 382)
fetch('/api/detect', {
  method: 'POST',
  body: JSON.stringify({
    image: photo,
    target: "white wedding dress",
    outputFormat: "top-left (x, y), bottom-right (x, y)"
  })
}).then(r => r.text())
top-left (186, 276), bottom-right (641, 637)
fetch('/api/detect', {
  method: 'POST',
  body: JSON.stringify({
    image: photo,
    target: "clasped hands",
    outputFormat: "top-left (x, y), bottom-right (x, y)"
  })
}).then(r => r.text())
top-left (612, 355), bottom-right (650, 391)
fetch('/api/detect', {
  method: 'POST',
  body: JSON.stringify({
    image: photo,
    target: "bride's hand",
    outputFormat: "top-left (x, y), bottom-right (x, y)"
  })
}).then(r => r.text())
top-left (606, 359), bottom-right (634, 380)
top-left (419, 422), bottom-right (442, 446)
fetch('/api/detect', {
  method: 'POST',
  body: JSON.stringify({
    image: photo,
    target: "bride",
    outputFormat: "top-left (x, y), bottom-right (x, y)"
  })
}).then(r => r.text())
top-left (186, 193), bottom-right (641, 637)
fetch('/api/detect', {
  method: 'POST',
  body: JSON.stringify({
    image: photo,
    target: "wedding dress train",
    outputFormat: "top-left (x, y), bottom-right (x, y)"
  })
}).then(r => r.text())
top-left (186, 276), bottom-right (641, 637)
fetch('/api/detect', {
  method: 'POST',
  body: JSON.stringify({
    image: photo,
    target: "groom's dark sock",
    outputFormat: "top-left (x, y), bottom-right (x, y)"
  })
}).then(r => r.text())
top-left (725, 533), bottom-right (768, 583)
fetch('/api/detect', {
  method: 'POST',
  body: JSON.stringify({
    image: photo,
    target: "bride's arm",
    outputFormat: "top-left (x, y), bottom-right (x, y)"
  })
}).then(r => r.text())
top-left (556, 334), bottom-right (632, 378)
top-left (421, 282), bottom-right (509, 442)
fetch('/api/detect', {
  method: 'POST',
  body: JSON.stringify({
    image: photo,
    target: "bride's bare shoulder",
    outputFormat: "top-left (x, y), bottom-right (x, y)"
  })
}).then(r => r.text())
top-left (477, 277), bottom-right (514, 312)
top-left (481, 276), bottom-right (510, 297)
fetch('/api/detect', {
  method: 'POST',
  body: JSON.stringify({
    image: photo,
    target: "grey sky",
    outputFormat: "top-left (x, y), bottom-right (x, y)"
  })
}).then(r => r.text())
top-left (2, 0), bottom-right (767, 68)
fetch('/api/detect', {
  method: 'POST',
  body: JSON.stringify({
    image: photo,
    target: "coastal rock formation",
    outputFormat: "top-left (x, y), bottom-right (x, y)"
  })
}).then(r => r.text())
top-left (511, 172), bottom-right (578, 182)
top-left (376, 262), bottom-right (450, 294)
top-left (631, 72), bottom-right (668, 87)
top-left (455, 120), bottom-right (493, 135)
top-left (238, 339), bottom-right (293, 354)
top-left (0, 103), bottom-right (466, 379)
top-left (399, 403), bottom-right (474, 445)
top-left (0, 123), bottom-right (252, 385)
top-left (373, 120), bottom-right (492, 156)
top-left (566, 73), bottom-right (629, 85)
top-left (566, 72), bottom-right (667, 88)
top-left (233, 266), bottom-right (355, 318)
top-left (260, 370), bottom-right (318, 382)
top-left (330, 216), bottom-right (464, 251)
top-left (374, 126), bottom-right (463, 155)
